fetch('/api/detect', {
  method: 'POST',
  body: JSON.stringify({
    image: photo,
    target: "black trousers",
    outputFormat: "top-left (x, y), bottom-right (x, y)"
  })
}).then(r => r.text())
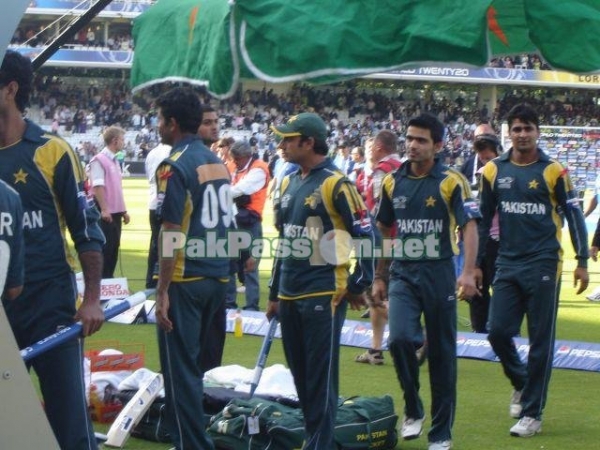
top-left (100, 212), bottom-right (123, 279)
top-left (469, 237), bottom-right (499, 333)
top-left (146, 209), bottom-right (161, 288)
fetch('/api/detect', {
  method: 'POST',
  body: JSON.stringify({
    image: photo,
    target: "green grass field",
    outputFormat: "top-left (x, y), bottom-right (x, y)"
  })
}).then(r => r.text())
top-left (83, 178), bottom-right (600, 450)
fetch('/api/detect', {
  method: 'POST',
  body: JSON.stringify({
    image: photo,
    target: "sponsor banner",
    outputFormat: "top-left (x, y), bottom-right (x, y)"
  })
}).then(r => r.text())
top-left (368, 66), bottom-right (600, 89)
top-left (210, 311), bottom-right (600, 373)
top-left (75, 273), bottom-right (130, 300)
top-left (28, 0), bottom-right (151, 15)
top-left (11, 46), bottom-right (133, 68)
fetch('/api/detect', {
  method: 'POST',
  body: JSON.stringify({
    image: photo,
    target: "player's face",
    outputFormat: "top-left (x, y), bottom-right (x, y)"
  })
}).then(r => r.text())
top-left (198, 112), bottom-right (219, 144)
top-left (509, 119), bottom-right (539, 154)
top-left (280, 135), bottom-right (308, 164)
top-left (157, 109), bottom-right (174, 146)
top-left (405, 126), bottom-right (440, 165)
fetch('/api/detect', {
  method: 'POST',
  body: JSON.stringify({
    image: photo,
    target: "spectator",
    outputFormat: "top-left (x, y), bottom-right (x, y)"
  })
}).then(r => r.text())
top-left (89, 126), bottom-right (130, 278)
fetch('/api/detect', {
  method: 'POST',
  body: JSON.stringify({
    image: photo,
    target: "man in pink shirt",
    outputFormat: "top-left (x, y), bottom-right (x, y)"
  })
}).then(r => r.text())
top-left (89, 126), bottom-right (130, 278)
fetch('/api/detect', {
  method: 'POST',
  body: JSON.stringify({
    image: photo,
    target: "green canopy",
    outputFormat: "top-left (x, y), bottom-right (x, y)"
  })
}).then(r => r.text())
top-left (131, 0), bottom-right (600, 98)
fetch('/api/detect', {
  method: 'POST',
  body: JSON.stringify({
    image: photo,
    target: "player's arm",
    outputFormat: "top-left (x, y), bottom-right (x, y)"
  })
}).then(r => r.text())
top-left (155, 162), bottom-right (185, 332)
top-left (555, 167), bottom-right (589, 294)
top-left (4, 193), bottom-right (24, 300)
top-left (476, 164), bottom-right (496, 268)
top-left (373, 174), bottom-right (396, 303)
top-left (54, 144), bottom-right (105, 335)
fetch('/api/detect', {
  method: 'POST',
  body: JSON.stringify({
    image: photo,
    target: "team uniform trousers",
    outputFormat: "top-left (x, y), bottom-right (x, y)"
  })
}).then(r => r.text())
top-left (487, 258), bottom-right (561, 420)
top-left (157, 278), bottom-right (227, 450)
top-left (6, 275), bottom-right (96, 450)
top-left (388, 259), bottom-right (457, 444)
top-left (278, 295), bottom-right (347, 450)
top-left (100, 212), bottom-right (123, 279)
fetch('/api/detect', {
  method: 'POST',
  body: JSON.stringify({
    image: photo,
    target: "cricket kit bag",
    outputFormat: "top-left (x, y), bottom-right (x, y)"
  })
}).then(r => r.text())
top-left (207, 395), bottom-right (398, 450)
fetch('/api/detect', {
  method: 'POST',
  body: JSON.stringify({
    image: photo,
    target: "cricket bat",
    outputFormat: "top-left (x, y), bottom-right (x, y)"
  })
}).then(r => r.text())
top-left (20, 289), bottom-right (155, 362)
top-left (104, 373), bottom-right (164, 448)
top-left (249, 318), bottom-right (278, 398)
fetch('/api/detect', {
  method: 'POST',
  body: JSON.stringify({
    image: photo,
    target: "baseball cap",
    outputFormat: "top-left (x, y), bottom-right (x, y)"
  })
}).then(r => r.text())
top-left (474, 133), bottom-right (500, 153)
top-left (271, 113), bottom-right (327, 142)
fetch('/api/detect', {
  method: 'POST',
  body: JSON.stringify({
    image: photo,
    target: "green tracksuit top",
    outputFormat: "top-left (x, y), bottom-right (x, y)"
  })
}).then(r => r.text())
top-left (477, 148), bottom-right (588, 267)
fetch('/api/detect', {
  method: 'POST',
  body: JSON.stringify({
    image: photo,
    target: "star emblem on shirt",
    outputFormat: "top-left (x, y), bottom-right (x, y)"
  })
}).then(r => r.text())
top-left (13, 168), bottom-right (28, 184)
top-left (425, 196), bottom-right (436, 207)
top-left (528, 179), bottom-right (539, 189)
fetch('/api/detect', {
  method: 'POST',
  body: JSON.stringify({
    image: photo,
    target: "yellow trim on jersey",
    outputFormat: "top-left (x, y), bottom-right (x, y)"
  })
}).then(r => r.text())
top-left (173, 192), bottom-right (194, 281)
top-left (33, 139), bottom-right (75, 268)
top-left (197, 163), bottom-right (230, 184)
top-left (543, 162), bottom-right (564, 256)
top-left (278, 290), bottom-right (337, 301)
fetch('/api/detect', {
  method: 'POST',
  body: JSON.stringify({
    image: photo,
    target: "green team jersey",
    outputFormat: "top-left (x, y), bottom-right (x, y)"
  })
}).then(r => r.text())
top-left (273, 158), bottom-right (375, 300)
top-left (0, 120), bottom-right (103, 283)
top-left (478, 148), bottom-right (588, 267)
top-left (377, 157), bottom-right (480, 261)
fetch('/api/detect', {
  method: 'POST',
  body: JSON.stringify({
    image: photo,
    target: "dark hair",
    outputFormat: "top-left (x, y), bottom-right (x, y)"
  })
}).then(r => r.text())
top-left (375, 129), bottom-right (398, 154)
top-left (301, 136), bottom-right (329, 155)
top-left (0, 50), bottom-right (33, 113)
top-left (507, 103), bottom-right (539, 129)
top-left (201, 103), bottom-right (216, 118)
top-left (407, 113), bottom-right (445, 144)
top-left (156, 87), bottom-right (202, 134)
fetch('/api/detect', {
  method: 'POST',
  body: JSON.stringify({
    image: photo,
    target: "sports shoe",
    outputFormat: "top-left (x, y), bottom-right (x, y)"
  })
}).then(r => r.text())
top-left (509, 390), bottom-right (523, 418)
top-left (510, 416), bottom-right (542, 437)
top-left (586, 286), bottom-right (600, 301)
top-left (360, 309), bottom-right (370, 319)
top-left (354, 350), bottom-right (384, 365)
top-left (429, 440), bottom-right (452, 450)
top-left (401, 416), bottom-right (424, 440)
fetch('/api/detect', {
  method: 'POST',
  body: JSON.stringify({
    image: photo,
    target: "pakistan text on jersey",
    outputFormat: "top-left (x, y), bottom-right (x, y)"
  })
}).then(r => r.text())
top-left (500, 201), bottom-right (547, 215)
top-left (396, 219), bottom-right (444, 234)
top-left (0, 210), bottom-right (43, 235)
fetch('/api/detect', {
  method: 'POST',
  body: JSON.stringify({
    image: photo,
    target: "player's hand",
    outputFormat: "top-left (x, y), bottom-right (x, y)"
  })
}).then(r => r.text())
top-left (155, 290), bottom-right (173, 332)
top-left (574, 266), bottom-right (589, 295)
top-left (75, 299), bottom-right (105, 337)
top-left (371, 278), bottom-right (388, 306)
top-left (590, 246), bottom-right (599, 262)
top-left (101, 210), bottom-right (112, 223)
top-left (266, 300), bottom-right (279, 321)
top-left (336, 290), bottom-right (365, 312)
top-left (123, 212), bottom-right (131, 225)
top-left (457, 269), bottom-right (481, 301)
top-left (244, 257), bottom-right (256, 273)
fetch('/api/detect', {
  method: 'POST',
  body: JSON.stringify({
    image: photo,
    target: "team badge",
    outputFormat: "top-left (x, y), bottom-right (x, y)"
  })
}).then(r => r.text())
top-left (392, 196), bottom-right (407, 209)
top-left (528, 179), bottom-right (539, 189)
top-left (304, 188), bottom-right (323, 209)
top-left (425, 196), bottom-right (436, 207)
top-left (13, 168), bottom-right (28, 184)
top-left (498, 177), bottom-right (514, 189)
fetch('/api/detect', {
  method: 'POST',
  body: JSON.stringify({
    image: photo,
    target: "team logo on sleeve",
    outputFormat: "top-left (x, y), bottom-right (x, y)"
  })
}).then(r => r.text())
top-left (392, 196), bottom-right (407, 209)
top-left (498, 177), bottom-right (514, 189)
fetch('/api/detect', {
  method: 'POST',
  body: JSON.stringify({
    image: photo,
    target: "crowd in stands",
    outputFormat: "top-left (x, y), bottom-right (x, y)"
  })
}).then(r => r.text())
top-left (25, 74), bottom-right (600, 168)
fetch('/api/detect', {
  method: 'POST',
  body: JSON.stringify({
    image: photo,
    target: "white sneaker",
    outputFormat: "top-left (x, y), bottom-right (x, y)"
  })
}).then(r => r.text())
top-left (509, 389), bottom-right (523, 418)
top-left (429, 440), bottom-right (452, 450)
top-left (587, 286), bottom-right (600, 301)
top-left (510, 416), bottom-right (542, 437)
top-left (401, 416), bottom-right (424, 440)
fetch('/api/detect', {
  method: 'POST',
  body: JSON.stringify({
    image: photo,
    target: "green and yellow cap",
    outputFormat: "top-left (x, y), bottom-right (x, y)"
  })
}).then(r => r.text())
top-left (271, 113), bottom-right (327, 142)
